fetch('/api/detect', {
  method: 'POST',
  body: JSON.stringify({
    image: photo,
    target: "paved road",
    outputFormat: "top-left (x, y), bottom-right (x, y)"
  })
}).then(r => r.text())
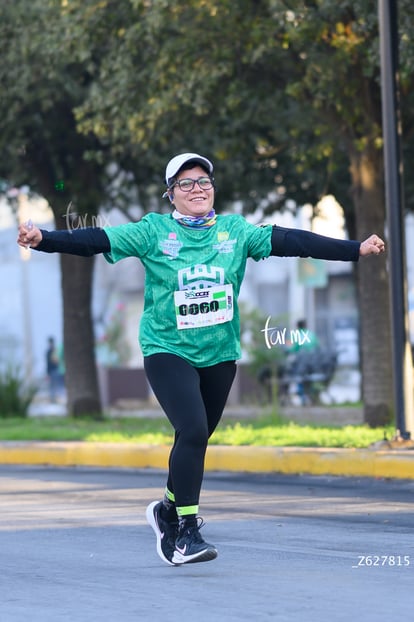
top-left (1, 466), bottom-right (413, 622)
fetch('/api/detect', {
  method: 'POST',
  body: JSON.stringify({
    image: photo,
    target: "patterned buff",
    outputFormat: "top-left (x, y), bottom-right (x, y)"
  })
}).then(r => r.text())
top-left (172, 209), bottom-right (217, 229)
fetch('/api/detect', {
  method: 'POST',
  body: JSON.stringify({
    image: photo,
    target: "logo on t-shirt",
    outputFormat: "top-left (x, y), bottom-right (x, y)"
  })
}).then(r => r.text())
top-left (213, 230), bottom-right (237, 254)
top-left (178, 264), bottom-right (224, 290)
top-left (159, 236), bottom-right (183, 258)
top-left (213, 238), bottom-right (237, 254)
top-left (217, 231), bottom-right (229, 242)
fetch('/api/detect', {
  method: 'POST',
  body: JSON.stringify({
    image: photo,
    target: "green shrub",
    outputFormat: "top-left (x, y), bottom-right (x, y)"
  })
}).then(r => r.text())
top-left (0, 365), bottom-right (37, 418)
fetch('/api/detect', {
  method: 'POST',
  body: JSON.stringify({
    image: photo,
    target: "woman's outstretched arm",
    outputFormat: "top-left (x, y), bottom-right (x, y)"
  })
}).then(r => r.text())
top-left (270, 225), bottom-right (384, 261)
top-left (17, 223), bottom-right (110, 257)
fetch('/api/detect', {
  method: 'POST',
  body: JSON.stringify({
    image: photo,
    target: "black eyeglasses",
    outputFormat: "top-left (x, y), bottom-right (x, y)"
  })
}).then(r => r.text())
top-left (172, 176), bottom-right (214, 192)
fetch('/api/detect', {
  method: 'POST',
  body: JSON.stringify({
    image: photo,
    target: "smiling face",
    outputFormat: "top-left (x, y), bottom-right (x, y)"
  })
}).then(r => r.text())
top-left (170, 165), bottom-right (215, 217)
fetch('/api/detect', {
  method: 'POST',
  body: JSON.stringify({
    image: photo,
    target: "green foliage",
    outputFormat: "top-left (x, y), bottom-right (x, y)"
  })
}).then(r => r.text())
top-left (64, 0), bottom-right (343, 211)
top-left (66, 0), bottom-right (414, 213)
top-left (0, 0), bottom-right (111, 217)
top-left (0, 365), bottom-right (37, 419)
top-left (239, 302), bottom-right (286, 378)
top-left (2, 0), bottom-right (414, 213)
top-left (212, 417), bottom-right (394, 449)
top-left (2, 0), bottom-right (414, 214)
top-left (239, 302), bottom-right (288, 406)
top-left (0, 414), bottom-right (393, 448)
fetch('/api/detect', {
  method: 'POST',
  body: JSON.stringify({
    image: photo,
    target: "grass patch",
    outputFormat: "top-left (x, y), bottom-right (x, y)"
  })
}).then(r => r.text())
top-left (211, 415), bottom-right (392, 448)
top-left (0, 413), bottom-right (393, 449)
top-left (0, 416), bottom-right (174, 444)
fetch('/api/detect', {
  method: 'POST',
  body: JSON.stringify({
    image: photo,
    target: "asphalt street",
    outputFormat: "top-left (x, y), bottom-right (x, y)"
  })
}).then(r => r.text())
top-left (1, 466), bottom-right (413, 622)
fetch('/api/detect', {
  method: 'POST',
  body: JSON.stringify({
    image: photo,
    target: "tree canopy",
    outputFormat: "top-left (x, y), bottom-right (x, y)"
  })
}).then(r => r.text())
top-left (2, 0), bottom-right (414, 216)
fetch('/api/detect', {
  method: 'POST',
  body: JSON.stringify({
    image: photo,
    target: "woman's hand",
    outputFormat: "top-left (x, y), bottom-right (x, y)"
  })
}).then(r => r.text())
top-left (359, 234), bottom-right (385, 256)
top-left (17, 221), bottom-right (43, 249)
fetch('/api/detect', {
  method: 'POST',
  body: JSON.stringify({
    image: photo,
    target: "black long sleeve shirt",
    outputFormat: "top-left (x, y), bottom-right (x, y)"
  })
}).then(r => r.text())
top-left (35, 224), bottom-right (360, 261)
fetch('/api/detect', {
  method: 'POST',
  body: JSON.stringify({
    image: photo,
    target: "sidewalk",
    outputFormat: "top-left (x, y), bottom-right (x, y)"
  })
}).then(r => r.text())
top-left (1, 439), bottom-right (413, 479)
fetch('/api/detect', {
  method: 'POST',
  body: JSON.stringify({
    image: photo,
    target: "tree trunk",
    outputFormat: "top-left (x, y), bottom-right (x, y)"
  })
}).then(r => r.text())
top-left (349, 147), bottom-right (394, 426)
top-left (60, 252), bottom-right (102, 418)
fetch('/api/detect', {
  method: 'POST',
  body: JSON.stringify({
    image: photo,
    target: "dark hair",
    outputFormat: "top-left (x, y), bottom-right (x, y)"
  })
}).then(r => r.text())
top-left (171, 160), bottom-right (211, 183)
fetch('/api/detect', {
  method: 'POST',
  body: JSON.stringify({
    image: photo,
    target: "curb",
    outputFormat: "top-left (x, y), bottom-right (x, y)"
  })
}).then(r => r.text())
top-left (0, 442), bottom-right (413, 479)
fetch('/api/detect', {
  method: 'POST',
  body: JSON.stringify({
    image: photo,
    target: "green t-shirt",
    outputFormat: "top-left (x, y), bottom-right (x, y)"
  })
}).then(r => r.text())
top-left (104, 213), bottom-right (272, 367)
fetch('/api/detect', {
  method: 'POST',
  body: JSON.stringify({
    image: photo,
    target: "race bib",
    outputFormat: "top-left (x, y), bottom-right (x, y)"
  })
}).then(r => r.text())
top-left (174, 284), bottom-right (234, 330)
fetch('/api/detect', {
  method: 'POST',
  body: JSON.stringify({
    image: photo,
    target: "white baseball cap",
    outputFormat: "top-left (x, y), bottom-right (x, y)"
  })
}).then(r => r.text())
top-left (165, 153), bottom-right (214, 185)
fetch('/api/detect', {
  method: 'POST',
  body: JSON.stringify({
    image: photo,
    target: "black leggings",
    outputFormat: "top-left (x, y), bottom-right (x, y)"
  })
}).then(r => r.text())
top-left (144, 353), bottom-right (237, 510)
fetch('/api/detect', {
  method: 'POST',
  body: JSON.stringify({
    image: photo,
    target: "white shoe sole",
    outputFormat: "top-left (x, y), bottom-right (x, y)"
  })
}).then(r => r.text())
top-left (172, 546), bottom-right (218, 565)
top-left (145, 501), bottom-right (177, 566)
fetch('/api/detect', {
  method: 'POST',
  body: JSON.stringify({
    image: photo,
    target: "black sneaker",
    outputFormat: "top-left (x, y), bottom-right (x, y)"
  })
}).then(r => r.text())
top-left (146, 501), bottom-right (179, 566)
top-left (172, 518), bottom-right (217, 565)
